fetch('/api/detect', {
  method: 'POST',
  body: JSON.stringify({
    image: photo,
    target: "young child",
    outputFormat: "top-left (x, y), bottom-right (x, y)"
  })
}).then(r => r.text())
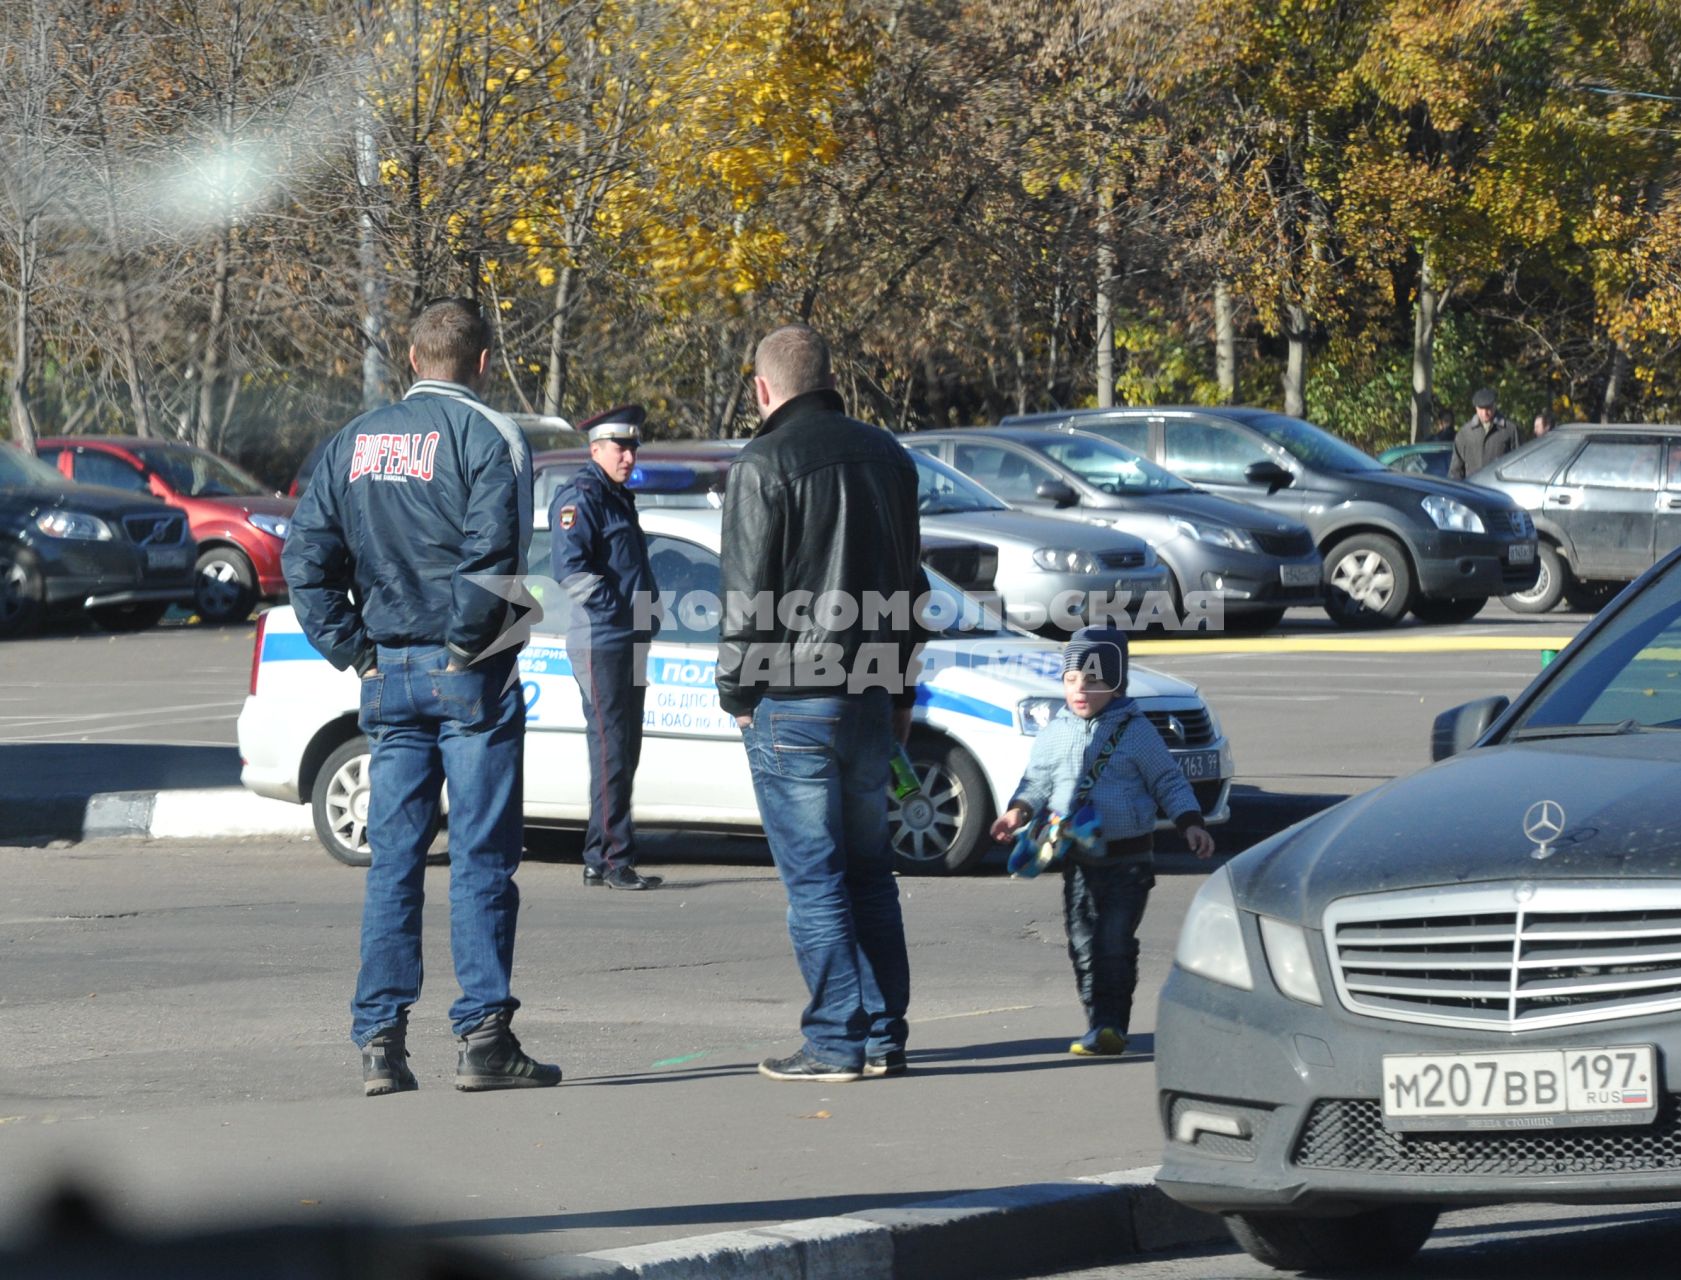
top-left (991, 626), bottom-right (1215, 1056)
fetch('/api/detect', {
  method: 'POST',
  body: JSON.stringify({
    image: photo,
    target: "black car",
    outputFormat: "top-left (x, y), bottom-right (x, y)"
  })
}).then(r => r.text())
top-left (0, 445), bottom-right (196, 636)
top-left (1470, 423), bottom-right (1681, 614)
top-left (1003, 406), bottom-right (1541, 627)
top-left (1156, 541), bottom-right (1681, 1272)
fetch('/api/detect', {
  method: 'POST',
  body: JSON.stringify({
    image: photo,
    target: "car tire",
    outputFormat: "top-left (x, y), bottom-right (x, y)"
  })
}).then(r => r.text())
top-left (1409, 595), bottom-right (1486, 625)
top-left (889, 735), bottom-right (994, 876)
top-left (312, 735), bottom-right (445, 867)
top-left (195, 546), bottom-right (259, 624)
top-left (1502, 542), bottom-right (1564, 614)
top-left (1224, 1205), bottom-right (1439, 1273)
top-left (0, 553), bottom-right (44, 639)
top-left (1323, 533), bottom-right (1413, 628)
top-left (90, 601), bottom-right (171, 632)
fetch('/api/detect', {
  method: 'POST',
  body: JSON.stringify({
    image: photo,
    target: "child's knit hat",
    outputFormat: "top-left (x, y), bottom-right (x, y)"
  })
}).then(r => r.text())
top-left (1062, 626), bottom-right (1128, 691)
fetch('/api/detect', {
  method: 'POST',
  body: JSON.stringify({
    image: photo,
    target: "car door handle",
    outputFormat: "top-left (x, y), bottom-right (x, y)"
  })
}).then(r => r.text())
top-left (1545, 493), bottom-right (1574, 507)
top-left (1665, 495), bottom-right (1681, 511)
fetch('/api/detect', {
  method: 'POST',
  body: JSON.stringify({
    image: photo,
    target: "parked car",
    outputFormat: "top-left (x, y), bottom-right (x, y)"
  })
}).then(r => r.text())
top-left (1377, 441), bottom-right (1453, 478)
top-left (290, 413), bottom-right (582, 497)
top-left (1002, 407), bottom-right (1538, 628)
top-left (1470, 422), bottom-right (1681, 615)
top-left (1156, 541), bottom-right (1681, 1272)
top-left (534, 442), bottom-right (1172, 631)
top-left (238, 506), bottom-right (1233, 874)
top-left (35, 437), bottom-right (292, 625)
top-left (903, 427), bottom-right (1323, 632)
top-left (0, 444), bottom-right (195, 637)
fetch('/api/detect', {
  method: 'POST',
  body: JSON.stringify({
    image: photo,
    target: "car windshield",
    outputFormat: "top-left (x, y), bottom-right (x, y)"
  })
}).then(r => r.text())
top-left (1242, 413), bottom-right (1384, 474)
top-left (0, 447), bottom-right (70, 489)
top-left (136, 445), bottom-right (266, 497)
top-left (1507, 567), bottom-right (1681, 737)
top-left (921, 565), bottom-right (1020, 638)
top-left (913, 452), bottom-right (1008, 514)
top-left (1036, 436), bottom-right (1193, 494)
top-left (522, 425), bottom-right (585, 453)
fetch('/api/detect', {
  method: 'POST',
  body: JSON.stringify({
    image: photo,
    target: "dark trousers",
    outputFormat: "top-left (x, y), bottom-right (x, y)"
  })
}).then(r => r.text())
top-left (572, 644), bottom-right (645, 873)
top-left (1062, 858), bottom-right (1154, 1034)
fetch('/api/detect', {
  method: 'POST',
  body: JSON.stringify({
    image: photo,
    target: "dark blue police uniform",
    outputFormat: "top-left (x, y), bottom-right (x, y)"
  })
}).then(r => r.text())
top-left (550, 405), bottom-right (661, 890)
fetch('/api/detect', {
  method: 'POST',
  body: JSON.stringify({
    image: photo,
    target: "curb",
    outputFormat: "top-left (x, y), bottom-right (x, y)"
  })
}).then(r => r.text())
top-left (2, 787), bottom-right (314, 844)
top-left (531, 1166), bottom-right (1224, 1279)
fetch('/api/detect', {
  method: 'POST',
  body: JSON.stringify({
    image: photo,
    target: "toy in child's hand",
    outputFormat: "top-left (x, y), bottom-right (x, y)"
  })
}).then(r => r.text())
top-left (1006, 803), bottom-right (1103, 878)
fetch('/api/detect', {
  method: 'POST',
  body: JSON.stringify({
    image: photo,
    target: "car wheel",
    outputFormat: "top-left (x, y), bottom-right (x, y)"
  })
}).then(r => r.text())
top-left (1502, 542), bottom-right (1564, 614)
top-left (194, 547), bottom-right (259, 624)
top-left (89, 601), bottom-right (171, 632)
top-left (0, 554), bottom-right (44, 639)
top-left (1323, 533), bottom-right (1413, 628)
top-left (889, 736), bottom-right (993, 876)
top-left (1409, 595), bottom-right (1486, 625)
top-left (312, 735), bottom-right (445, 867)
top-left (1225, 1205), bottom-right (1439, 1273)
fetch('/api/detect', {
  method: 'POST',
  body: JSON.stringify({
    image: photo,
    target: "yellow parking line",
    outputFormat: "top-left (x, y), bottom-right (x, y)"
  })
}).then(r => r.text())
top-left (1129, 634), bottom-right (1580, 656)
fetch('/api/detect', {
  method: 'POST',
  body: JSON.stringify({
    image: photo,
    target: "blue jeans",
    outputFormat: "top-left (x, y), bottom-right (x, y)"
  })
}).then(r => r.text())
top-left (742, 689), bottom-right (910, 1067)
top-left (351, 643), bottom-right (525, 1046)
top-left (1063, 858), bottom-right (1154, 1034)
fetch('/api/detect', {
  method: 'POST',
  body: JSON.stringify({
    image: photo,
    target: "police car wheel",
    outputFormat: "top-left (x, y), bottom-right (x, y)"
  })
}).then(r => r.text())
top-left (890, 736), bottom-right (993, 876)
top-left (312, 735), bottom-right (445, 867)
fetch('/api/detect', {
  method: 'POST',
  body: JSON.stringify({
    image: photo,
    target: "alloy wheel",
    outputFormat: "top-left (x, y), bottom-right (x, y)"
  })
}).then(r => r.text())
top-left (1330, 548), bottom-right (1396, 611)
top-left (889, 758), bottom-right (967, 867)
top-left (323, 751), bottom-right (372, 857)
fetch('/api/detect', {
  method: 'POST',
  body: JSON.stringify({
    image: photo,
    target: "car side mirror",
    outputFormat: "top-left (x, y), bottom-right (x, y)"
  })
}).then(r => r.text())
top-left (1244, 461), bottom-right (1295, 493)
top-left (1430, 696), bottom-right (1510, 762)
top-left (1035, 479), bottom-right (1078, 508)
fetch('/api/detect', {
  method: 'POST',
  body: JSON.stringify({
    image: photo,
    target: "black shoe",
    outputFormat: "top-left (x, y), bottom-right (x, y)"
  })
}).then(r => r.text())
top-left (757, 1047), bottom-right (862, 1083)
top-left (862, 1049), bottom-right (907, 1078)
top-left (601, 865), bottom-right (662, 890)
top-left (362, 1018), bottom-right (418, 1097)
top-left (583, 866), bottom-right (604, 887)
top-left (455, 1012), bottom-right (562, 1091)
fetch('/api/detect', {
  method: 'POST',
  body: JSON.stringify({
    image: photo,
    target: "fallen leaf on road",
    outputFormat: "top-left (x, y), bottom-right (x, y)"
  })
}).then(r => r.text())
top-left (799, 1110), bottom-right (831, 1120)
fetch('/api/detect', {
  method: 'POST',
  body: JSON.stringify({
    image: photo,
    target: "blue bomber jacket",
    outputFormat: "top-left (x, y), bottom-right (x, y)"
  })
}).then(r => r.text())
top-left (1009, 698), bottom-right (1203, 848)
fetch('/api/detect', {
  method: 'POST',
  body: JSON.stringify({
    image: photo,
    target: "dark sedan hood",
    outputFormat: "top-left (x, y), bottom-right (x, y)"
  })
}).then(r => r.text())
top-left (1337, 467), bottom-right (1510, 510)
top-left (4, 484), bottom-right (175, 518)
top-left (1115, 487), bottom-right (1309, 536)
top-left (1236, 734), bottom-right (1681, 923)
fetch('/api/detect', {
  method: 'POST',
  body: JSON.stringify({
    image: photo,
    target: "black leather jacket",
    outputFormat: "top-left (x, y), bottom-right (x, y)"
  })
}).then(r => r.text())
top-left (715, 389), bottom-right (925, 716)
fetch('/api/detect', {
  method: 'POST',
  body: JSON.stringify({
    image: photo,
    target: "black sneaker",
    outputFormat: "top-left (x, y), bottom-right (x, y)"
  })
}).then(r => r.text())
top-left (455, 1012), bottom-right (562, 1091)
top-left (362, 1019), bottom-right (418, 1097)
top-left (862, 1050), bottom-right (907, 1078)
top-left (601, 865), bottom-right (663, 890)
top-left (757, 1048), bottom-right (862, 1083)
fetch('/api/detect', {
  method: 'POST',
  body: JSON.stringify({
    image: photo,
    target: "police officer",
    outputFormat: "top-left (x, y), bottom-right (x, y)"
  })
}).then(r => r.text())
top-left (283, 296), bottom-right (561, 1095)
top-left (551, 404), bottom-right (663, 890)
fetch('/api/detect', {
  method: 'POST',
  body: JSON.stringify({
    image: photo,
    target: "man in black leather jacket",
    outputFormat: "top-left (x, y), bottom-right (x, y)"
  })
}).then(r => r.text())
top-left (285, 297), bottom-right (559, 1096)
top-left (718, 323), bottom-right (924, 1083)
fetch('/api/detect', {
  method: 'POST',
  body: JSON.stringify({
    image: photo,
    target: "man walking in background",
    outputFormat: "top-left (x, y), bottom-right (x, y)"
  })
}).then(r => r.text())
top-left (1449, 387), bottom-right (1521, 479)
top-left (717, 323), bottom-right (925, 1083)
top-left (284, 296), bottom-right (560, 1096)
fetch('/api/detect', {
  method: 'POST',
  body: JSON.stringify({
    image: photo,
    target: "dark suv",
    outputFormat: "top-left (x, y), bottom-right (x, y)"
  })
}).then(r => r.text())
top-left (1005, 406), bottom-right (1540, 627)
top-left (1470, 422), bottom-right (1681, 614)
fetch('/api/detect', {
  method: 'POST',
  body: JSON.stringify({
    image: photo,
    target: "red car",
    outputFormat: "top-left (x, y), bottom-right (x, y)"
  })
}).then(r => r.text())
top-left (36, 437), bottom-right (294, 624)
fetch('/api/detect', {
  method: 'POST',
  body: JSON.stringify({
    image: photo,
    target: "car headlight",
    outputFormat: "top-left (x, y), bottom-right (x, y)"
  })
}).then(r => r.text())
top-left (1017, 696), bottom-right (1062, 735)
top-left (1032, 547), bottom-right (1102, 574)
top-left (249, 513), bottom-right (290, 539)
top-left (1421, 495), bottom-right (1485, 534)
top-left (35, 510), bottom-right (115, 541)
top-left (1258, 916), bottom-right (1322, 1005)
top-left (1170, 518), bottom-right (1258, 553)
top-left (1174, 864), bottom-right (1253, 990)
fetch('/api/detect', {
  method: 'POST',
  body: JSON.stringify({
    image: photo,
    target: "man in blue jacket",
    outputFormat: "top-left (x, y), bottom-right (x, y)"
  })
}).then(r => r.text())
top-left (550, 404), bottom-right (662, 890)
top-left (283, 296), bottom-right (560, 1096)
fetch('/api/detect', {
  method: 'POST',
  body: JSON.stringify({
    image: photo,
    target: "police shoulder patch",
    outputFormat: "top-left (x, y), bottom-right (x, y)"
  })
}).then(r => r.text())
top-left (559, 505), bottom-right (577, 530)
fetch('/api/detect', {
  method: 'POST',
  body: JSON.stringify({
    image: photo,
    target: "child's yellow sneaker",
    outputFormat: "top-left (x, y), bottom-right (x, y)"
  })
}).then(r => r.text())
top-left (1070, 1027), bottom-right (1128, 1056)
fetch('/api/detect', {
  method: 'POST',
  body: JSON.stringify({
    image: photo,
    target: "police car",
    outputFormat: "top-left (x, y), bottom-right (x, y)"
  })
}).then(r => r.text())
top-left (238, 508), bottom-right (1232, 873)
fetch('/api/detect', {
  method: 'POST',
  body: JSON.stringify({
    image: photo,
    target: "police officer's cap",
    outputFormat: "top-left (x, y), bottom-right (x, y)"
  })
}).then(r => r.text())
top-left (581, 404), bottom-right (645, 445)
